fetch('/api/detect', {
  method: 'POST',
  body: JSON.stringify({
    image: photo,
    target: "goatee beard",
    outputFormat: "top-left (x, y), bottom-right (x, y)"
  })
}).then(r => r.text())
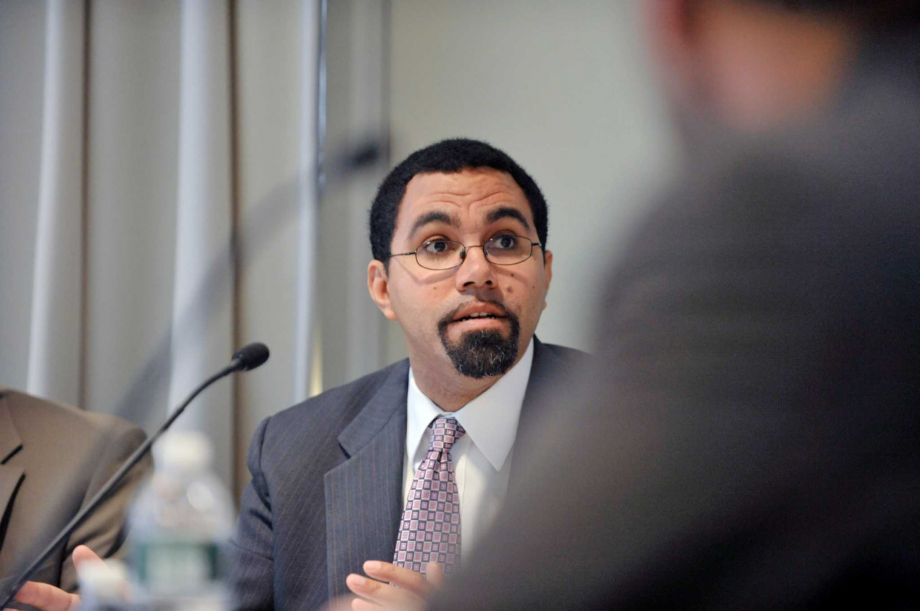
top-left (437, 304), bottom-right (520, 379)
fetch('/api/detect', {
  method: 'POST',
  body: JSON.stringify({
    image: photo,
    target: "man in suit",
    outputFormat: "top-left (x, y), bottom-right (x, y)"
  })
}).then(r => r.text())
top-left (428, 1), bottom-right (920, 609)
top-left (1, 387), bottom-right (150, 606)
top-left (230, 139), bottom-right (586, 610)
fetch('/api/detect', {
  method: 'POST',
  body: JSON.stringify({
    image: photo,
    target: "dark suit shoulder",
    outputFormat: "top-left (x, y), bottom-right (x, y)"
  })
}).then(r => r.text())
top-left (536, 341), bottom-right (591, 365)
top-left (610, 76), bottom-right (920, 319)
top-left (249, 361), bottom-right (409, 476)
top-left (531, 340), bottom-right (592, 385)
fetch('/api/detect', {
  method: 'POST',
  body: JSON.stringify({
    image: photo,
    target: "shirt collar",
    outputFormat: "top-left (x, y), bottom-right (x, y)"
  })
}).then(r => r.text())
top-left (406, 339), bottom-right (534, 472)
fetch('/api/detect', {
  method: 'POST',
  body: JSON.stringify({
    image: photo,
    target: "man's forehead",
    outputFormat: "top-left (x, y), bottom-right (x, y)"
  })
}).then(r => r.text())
top-left (398, 168), bottom-right (530, 222)
top-left (405, 167), bottom-right (518, 192)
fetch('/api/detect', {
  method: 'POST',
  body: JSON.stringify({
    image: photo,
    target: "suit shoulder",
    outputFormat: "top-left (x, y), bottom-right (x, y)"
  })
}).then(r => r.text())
top-left (2, 387), bottom-right (143, 442)
top-left (538, 342), bottom-right (592, 368)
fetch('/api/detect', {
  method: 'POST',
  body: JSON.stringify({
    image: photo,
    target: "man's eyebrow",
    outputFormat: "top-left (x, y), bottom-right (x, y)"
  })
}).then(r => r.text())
top-left (487, 206), bottom-right (531, 231)
top-left (408, 211), bottom-right (456, 238)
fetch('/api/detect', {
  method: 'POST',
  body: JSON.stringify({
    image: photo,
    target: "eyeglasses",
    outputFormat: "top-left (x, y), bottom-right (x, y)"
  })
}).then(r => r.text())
top-left (390, 233), bottom-right (542, 271)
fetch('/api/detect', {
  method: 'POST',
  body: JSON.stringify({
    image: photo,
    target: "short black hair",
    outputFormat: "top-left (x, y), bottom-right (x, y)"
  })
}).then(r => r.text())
top-left (369, 138), bottom-right (548, 263)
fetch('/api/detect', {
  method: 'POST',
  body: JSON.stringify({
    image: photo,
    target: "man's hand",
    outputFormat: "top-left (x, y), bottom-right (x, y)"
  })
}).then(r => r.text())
top-left (345, 561), bottom-right (445, 611)
top-left (9, 546), bottom-right (104, 611)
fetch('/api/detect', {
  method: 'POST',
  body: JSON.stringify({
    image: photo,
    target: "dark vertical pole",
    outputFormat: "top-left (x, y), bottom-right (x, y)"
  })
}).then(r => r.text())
top-left (226, 0), bottom-right (242, 497)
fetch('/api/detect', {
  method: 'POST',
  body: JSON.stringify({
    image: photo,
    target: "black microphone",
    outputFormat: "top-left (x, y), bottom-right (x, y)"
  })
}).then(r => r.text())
top-left (230, 342), bottom-right (270, 371)
top-left (0, 342), bottom-right (270, 608)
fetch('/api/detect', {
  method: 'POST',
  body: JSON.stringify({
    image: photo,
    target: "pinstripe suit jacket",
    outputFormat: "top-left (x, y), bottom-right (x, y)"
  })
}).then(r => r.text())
top-left (229, 338), bottom-right (587, 610)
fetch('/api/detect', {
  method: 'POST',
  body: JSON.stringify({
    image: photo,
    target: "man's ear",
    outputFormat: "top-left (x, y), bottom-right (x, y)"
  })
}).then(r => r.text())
top-left (368, 260), bottom-right (397, 320)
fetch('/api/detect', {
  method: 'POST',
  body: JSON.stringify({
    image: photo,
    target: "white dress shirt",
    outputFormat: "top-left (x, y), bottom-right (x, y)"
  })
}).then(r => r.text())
top-left (402, 339), bottom-right (534, 558)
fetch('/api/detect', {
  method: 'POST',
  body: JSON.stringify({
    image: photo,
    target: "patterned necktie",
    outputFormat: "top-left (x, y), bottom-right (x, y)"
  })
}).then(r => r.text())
top-left (393, 416), bottom-right (466, 575)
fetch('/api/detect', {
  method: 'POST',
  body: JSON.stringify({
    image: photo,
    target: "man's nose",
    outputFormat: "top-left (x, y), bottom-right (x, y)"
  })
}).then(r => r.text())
top-left (454, 245), bottom-right (495, 289)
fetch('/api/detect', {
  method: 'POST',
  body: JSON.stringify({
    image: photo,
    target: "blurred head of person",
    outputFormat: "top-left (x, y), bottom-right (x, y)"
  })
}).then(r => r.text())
top-left (643, 0), bottom-right (920, 132)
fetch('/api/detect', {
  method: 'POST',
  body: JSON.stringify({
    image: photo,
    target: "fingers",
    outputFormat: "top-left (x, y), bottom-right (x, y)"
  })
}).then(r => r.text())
top-left (345, 561), bottom-right (445, 610)
top-left (345, 573), bottom-right (417, 609)
top-left (424, 562), bottom-right (445, 589)
top-left (72, 545), bottom-right (104, 567)
top-left (345, 564), bottom-right (425, 609)
top-left (362, 561), bottom-right (431, 596)
top-left (13, 581), bottom-right (80, 611)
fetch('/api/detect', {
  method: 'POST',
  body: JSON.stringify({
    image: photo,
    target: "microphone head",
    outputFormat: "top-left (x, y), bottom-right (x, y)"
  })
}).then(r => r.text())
top-left (231, 342), bottom-right (270, 371)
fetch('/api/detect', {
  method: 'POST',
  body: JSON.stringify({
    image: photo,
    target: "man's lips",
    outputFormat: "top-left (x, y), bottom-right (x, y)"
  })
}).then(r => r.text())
top-left (449, 303), bottom-right (509, 324)
top-left (437, 300), bottom-right (519, 344)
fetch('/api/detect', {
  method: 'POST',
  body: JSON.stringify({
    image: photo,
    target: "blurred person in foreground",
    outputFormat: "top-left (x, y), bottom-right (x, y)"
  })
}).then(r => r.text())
top-left (231, 138), bottom-right (586, 610)
top-left (1, 387), bottom-right (150, 610)
top-left (426, 1), bottom-right (920, 609)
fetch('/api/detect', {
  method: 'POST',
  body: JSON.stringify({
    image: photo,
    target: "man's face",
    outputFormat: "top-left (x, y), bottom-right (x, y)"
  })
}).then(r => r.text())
top-left (368, 168), bottom-right (553, 380)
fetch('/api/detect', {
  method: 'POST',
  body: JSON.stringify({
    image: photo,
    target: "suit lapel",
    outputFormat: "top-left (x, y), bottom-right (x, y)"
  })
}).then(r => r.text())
top-left (518, 339), bottom-right (563, 423)
top-left (324, 363), bottom-right (408, 599)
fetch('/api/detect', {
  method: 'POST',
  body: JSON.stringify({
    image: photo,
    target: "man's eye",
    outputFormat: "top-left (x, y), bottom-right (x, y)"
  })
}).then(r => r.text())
top-left (422, 239), bottom-right (451, 254)
top-left (491, 234), bottom-right (518, 250)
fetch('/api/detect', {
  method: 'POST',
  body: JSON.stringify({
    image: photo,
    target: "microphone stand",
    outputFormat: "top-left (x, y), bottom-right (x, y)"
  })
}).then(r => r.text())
top-left (0, 344), bottom-right (267, 608)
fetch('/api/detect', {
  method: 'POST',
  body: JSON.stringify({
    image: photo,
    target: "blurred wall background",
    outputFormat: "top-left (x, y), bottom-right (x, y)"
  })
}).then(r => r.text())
top-left (0, 0), bottom-right (322, 493)
top-left (0, 0), bottom-right (674, 495)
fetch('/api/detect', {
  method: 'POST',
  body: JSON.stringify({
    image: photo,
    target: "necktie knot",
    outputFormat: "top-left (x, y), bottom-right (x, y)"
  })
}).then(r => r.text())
top-left (430, 416), bottom-right (465, 453)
